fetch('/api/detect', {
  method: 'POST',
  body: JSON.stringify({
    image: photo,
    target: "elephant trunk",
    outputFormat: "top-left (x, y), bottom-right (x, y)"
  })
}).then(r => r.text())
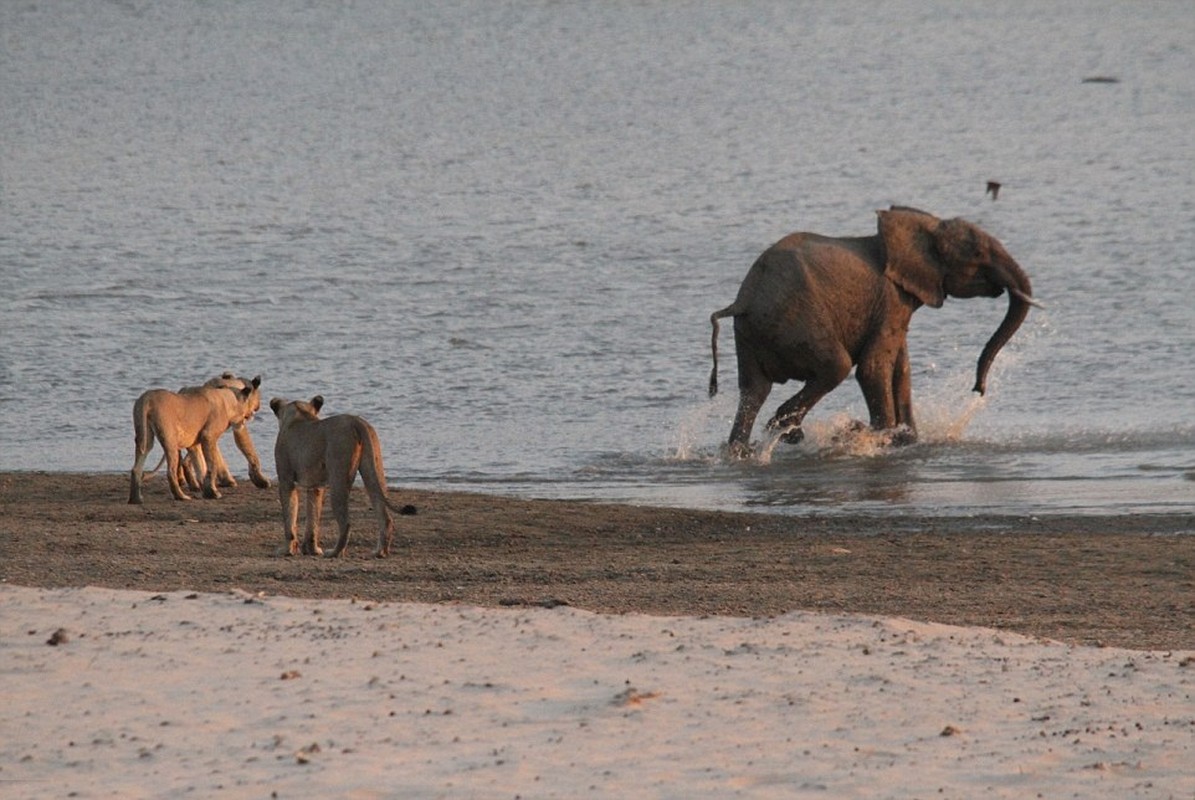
top-left (973, 259), bottom-right (1034, 396)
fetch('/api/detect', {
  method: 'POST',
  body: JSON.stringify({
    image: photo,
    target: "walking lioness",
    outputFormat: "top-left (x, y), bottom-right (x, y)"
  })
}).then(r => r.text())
top-left (171, 373), bottom-right (272, 492)
top-left (270, 395), bottom-right (412, 558)
top-left (128, 376), bottom-right (264, 504)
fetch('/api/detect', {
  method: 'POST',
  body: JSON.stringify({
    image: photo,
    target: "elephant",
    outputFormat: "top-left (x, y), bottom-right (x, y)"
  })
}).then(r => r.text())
top-left (708, 206), bottom-right (1039, 455)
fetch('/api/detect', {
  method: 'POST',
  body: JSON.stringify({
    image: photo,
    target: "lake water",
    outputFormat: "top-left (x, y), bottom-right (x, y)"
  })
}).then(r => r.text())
top-left (2, 1), bottom-right (1193, 517)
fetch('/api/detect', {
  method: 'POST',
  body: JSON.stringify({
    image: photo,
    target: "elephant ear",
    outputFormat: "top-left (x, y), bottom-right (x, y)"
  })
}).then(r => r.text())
top-left (878, 208), bottom-right (945, 308)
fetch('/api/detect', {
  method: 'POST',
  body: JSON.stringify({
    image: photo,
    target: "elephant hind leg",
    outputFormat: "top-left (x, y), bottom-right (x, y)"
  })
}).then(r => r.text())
top-left (768, 358), bottom-right (852, 443)
top-left (728, 379), bottom-right (772, 457)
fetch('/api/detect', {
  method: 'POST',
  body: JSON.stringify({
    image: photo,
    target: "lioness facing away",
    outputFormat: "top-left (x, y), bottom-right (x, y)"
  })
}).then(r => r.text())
top-left (128, 375), bottom-right (264, 504)
top-left (270, 395), bottom-right (414, 558)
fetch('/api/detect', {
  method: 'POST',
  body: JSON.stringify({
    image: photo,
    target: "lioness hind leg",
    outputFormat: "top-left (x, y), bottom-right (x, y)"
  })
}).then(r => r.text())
top-left (164, 445), bottom-right (193, 501)
top-left (325, 482), bottom-right (353, 558)
top-left (302, 487), bottom-right (326, 556)
top-left (365, 482), bottom-right (395, 558)
top-left (278, 482), bottom-right (302, 556)
top-left (373, 505), bottom-right (395, 559)
top-left (181, 449), bottom-right (202, 491)
top-left (129, 447), bottom-right (151, 505)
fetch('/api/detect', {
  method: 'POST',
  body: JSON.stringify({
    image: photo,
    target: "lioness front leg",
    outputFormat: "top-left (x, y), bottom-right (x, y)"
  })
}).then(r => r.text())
top-left (198, 438), bottom-right (222, 499)
top-left (232, 423), bottom-right (272, 489)
top-left (302, 487), bottom-right (326, 556)
top-left (207, 442), bottom-right (238, 488)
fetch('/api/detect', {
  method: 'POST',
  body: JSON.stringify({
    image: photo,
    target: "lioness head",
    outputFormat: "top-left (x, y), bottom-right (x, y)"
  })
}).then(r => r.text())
top-left (270, 395), bottom-right (324, 425)
top-left (207, 373), bottom-right (264, 420)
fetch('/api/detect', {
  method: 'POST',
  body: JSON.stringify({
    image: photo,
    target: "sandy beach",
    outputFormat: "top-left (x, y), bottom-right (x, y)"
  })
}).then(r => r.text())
top-left (1, 472), bottom-right (1193, 797)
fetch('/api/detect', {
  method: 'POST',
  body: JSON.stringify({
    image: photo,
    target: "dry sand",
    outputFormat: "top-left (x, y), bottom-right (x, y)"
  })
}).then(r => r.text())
top-left (1, 472), bottom-right (1193, 797)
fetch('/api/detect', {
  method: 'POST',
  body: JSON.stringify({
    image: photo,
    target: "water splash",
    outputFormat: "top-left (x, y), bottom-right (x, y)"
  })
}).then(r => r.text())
top-left (666, 397), bottom-right (730, 462)
top-left (915, 394), bottom-right (989, 444)
top-left (677, 385), bottom-right (994, 468)
top-left (799, 415), bottom-right (914, 458)
top-left (753, 427), bottom-right (787, 465)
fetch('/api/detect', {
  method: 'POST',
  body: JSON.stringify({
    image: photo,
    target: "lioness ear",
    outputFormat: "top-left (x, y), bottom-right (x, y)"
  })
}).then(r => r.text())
top-left (251, 375), bottom-right (262, 389)
top-left (221, 371), bottom-right (236, 380)
top-left (311, 395), bottom-right (324, 412)
top-left (270, 397), bottom-right (283, 417)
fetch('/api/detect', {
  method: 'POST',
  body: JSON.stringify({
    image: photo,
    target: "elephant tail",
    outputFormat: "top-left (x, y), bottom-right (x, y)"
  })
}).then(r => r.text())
top-left (708, 303), bottom-right (743, 398)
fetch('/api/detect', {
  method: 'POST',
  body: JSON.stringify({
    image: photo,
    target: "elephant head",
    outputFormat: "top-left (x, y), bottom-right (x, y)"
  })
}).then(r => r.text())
top-left (878, 207), bottom-right (1037, 396)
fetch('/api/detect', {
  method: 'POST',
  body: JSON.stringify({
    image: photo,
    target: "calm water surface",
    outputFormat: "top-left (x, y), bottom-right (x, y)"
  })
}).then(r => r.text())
top-left (2, 1), bottom-right (1193, 517)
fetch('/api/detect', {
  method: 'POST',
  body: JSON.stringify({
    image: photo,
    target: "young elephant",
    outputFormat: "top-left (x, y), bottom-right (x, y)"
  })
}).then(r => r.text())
top-left (709, 206), bottom-right (1039, 455)
top-left (270, 395), bottom-right (413, 558)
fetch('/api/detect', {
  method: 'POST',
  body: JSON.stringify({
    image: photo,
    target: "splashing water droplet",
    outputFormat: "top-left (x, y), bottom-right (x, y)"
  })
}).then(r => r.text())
top-left (919, 395), bottom-right (989, 443)
top-left (754, 429), bottom-right (788, 465)
top-left (668, 398), bottom-right (729, 462)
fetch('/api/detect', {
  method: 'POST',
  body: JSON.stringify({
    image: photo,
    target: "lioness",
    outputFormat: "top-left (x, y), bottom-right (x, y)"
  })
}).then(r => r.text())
top-left (174, 373), bottom-right (272, 492)
top-left (128, 375), bottom-right (264, 504)
top-left (270, 395), bottom-right (411, 558)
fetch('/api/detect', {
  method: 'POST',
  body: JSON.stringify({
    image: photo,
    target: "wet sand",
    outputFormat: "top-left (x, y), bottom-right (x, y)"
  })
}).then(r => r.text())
top-left (2, 472), bottom-right (1192, 650)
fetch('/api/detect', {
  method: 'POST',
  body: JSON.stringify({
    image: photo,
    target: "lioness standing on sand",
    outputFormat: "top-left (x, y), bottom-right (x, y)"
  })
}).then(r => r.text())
top-left (270, 395), bottom-right (412, 558)
top-left (174, 373), bottom-right (272, 492)
top-left (128, 376), bottom-right (264, 504)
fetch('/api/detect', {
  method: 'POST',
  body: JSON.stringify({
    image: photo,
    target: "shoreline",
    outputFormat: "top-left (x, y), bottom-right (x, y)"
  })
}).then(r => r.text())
top-left (2, 471), bottom-right (1192, 650)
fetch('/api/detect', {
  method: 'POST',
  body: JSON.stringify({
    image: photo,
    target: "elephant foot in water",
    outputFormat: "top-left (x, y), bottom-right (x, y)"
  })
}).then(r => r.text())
top-left (830, 421), bottom-right (917, 447)
top-left (774, 418), bottom-right (918, 448)
top-left (780, 427), bottom-right (805, 444)
top-left (765, 416), bottom-right (805, 445)
top-left (829, 419), bottom-right (875, 446)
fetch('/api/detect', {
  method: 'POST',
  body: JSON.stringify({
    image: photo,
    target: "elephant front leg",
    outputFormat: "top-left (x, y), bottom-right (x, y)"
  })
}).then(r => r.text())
top-left (890, 344), bottom-right (917, 444)
top-left (857, 343), bottom-right (917, 443)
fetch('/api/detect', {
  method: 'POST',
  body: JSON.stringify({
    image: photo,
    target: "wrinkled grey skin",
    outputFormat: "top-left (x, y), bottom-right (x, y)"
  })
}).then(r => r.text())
top-left (709, 207), bottom-right (1036, 456)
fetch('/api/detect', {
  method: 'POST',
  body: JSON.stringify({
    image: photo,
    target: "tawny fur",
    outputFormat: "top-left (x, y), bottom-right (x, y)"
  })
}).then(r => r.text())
top-left (128, 376), bottom-right (263, 504)
top-left (270, 395), bottom-right (409, 558)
